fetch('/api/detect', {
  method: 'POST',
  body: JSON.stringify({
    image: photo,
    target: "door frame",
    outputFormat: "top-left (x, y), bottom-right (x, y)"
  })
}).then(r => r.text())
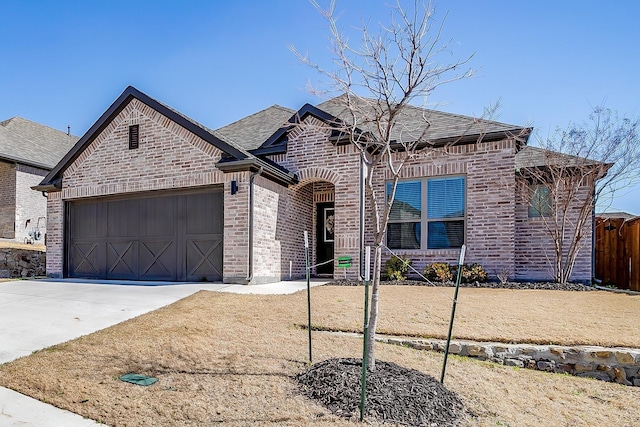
top-left (315, 202), bottom-right (335, 276)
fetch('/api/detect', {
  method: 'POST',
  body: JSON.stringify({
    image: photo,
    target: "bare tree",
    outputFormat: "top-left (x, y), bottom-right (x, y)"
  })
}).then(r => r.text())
top-left (517, 107), bottom-right (640, 283)
top-left (291, 0), bottom-right (476, 369)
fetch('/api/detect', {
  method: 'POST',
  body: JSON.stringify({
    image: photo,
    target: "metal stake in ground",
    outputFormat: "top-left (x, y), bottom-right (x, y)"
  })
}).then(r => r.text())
top-left (304, 231), bottom-right (312, 363)
top-left (440, 244), bottom-right (466, 384)
top-left (360, 246), bottom-right (371, 421)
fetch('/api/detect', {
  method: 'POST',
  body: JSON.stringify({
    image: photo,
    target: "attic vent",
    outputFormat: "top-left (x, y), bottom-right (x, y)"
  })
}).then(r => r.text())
top-left (129, 125), bottom-right (139, 149)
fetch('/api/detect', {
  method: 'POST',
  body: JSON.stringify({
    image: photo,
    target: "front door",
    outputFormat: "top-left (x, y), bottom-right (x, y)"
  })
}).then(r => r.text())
top-left (316, 202), bottom-right (334, 275)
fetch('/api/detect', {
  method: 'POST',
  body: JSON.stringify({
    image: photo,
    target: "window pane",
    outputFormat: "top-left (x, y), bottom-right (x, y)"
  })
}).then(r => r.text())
top-left (528, 185), bottom-right (552, 217)
top-left (387, 222), bottom-right (421, 249)
top-left (387, 181), bottom-right (422, 221)
top-left (427, 220), bottom-right (464, 249)
top-left (427, 177), bottom-right (465, 219)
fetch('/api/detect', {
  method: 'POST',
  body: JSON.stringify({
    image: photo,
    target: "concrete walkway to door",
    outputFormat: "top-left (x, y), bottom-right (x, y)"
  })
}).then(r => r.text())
top-left (0, 278), bottom-right (327, 427)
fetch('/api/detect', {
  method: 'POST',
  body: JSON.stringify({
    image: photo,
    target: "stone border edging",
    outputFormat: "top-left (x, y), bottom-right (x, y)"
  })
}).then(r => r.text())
top-left (378, 336), bottom-right (640, 386)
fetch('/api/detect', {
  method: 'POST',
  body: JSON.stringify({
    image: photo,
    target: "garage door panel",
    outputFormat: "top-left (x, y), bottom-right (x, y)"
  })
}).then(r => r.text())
top-left (67, 188), bottom-right (223, 282)
top-left (139, 239), bottom-right (177, 281)
top-left (139, 197), bottom-right (176, 237)
top-left (69, 203), bottom-right (100, 239)
top-left (106, 240), bottom-right (138, 280)
top-left (186, 192), bottom-right (223, 235)
top-left (186, 236), bottom-right (223, 281)
top-left (68, 241), bottom-right (102, 278)
top-left (107, 199), bottom-right (139, 238)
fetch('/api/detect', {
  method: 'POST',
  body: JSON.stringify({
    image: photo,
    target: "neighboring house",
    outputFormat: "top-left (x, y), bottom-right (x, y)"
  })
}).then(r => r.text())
top-left (35, 86), bottom-right (595, 283)
top-left (0, 117), bottom-right (78, 243)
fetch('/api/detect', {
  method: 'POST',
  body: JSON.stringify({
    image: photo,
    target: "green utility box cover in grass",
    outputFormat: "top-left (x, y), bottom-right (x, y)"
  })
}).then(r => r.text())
top-left (119, 373), bottom-right (158, 386)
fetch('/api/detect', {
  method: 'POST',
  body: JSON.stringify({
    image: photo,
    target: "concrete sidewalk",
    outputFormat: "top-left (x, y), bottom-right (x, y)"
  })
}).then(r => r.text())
top-left (0, 278), bottom-right (326, 427)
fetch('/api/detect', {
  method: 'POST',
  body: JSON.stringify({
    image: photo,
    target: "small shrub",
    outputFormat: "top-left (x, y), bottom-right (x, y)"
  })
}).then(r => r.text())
top-left (423, 262), bottom-right (453, 282)
top-left (461, 263), bottom-right (488, 283)
top-left (496, 269), bottom-right (511, 284)
top-left (424, 262), bottom-right (488, 283)
top-left (383, 256), bottom-right (412, 281)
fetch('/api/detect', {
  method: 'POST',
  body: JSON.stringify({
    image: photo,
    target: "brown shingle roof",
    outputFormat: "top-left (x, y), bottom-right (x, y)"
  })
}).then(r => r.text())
top-left (214, 105), bottom-right (295, 151)
top-left (0, 117), bottom-right (78, 169)
top-left (515, 146), bottom-right (607, 171)
top-left (316, 95), bottom-right (527, 144)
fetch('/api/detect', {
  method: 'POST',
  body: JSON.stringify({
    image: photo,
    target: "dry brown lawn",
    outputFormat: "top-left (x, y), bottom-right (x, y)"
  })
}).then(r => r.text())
top-left (294, 286), bottom-right (640, 347)
top-left (0, 240), bottom-right (45, 251)
top-left (0, 286), bottom-right (638, 426)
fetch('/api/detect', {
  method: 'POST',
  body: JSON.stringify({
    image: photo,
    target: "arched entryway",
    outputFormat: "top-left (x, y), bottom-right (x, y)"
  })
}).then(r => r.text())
top-left (292, 168), bottom-right (339, 277)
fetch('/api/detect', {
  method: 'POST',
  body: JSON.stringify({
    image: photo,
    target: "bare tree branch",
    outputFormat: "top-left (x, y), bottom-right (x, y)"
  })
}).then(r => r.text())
top-left (517, 107), bottom-right (640, 283)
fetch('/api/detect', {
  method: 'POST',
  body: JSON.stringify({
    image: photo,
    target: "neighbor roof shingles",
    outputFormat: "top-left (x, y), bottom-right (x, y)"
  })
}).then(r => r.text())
top-left (0, 117), bottom-right (78, 169)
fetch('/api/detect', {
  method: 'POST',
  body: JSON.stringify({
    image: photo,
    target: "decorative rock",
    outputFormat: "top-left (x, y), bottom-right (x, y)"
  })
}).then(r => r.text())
top-left (574, 363), bottom-right (593, 372)
top-left (467, 345), bottom-right (487, 358)
top-left (592, 351), bottom-right (612, 359)
top-left (614, 367), bottom-right (632, 386)
top-left (577, 371), bottom-right (612, 382)
top-left (378, 337), bottom-right (640, 388)
top-left (557, 363), bottom-right (573, 373)
top-left (615, 351), bottom-right (637, 364)
top-left (410, 341), bottom-right (433, 351)
top-left (550, 347), bottom-right (564, 356)
top-left (387, 338), bottom-right (404, 346)
top-left (537, 361), bottom-right (555, 372)
top-left (448, 342), bottom-right (463, 354)
top-left (0, 248), bottom-right (45, 278)
top-left (505, 358), bottom-right (525, 368)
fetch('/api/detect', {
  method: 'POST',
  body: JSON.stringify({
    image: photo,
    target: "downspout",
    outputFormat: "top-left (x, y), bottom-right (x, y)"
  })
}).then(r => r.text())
top-left (245, 166), bottom-right (263, 284)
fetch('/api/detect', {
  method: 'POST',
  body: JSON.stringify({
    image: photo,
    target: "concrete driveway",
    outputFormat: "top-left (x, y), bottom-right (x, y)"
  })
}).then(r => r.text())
top-left (0, 278), bottom-right (324, 426)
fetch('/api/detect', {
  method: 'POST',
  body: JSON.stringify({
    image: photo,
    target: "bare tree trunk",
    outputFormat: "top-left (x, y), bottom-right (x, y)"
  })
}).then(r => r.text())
top-left (365, 244), bottom-right (382, 370)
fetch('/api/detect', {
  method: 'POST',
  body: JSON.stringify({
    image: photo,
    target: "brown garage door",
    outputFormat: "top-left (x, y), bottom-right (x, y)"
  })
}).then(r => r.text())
top-left (67, 188), bottom-right (223, 281)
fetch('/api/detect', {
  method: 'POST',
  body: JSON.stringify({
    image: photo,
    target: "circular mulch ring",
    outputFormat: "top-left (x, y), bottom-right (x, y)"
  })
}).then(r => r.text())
top-left (296, 358), bottom-right (464, 426)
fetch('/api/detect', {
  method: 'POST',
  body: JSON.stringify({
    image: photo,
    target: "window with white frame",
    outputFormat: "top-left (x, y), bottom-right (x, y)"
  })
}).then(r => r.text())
top-left (386, 176), bottom-right (466, 250)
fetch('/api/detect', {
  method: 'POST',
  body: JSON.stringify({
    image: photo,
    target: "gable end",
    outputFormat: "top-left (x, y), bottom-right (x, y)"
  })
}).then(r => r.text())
top-left (37, 86), bottom-right (249, 191)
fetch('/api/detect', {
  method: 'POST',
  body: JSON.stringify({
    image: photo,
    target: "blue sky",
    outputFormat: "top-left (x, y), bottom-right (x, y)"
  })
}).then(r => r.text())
top-left (1, 0), bottom-right (639, 214)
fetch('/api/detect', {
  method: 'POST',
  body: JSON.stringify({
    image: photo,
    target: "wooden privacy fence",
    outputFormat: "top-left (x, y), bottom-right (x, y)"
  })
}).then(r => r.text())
top-left (595, 216), bottom-right (640, 291)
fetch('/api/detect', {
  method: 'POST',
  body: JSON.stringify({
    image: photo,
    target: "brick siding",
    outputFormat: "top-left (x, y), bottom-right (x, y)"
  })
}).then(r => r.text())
top-left (0, 162), bottom-right (16, 238)
top-left (45, 99), bottom-right (595, 284)
top-left (515, 182), bottom-right (593, 282)
top-left (46, 98), bottom-right (235, 279)
top-left (45, 191), bottom-right (64, 277)
top-left (365, 140), bottom-right (518, 279)
top-left (15, 164), bottom-right (48, 244)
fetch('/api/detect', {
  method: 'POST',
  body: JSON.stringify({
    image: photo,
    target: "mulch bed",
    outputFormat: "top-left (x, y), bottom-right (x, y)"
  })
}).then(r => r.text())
top-left (328, 279), bottom-right (596, 292)
top-left (296, 358), bottom-right (464, 426)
